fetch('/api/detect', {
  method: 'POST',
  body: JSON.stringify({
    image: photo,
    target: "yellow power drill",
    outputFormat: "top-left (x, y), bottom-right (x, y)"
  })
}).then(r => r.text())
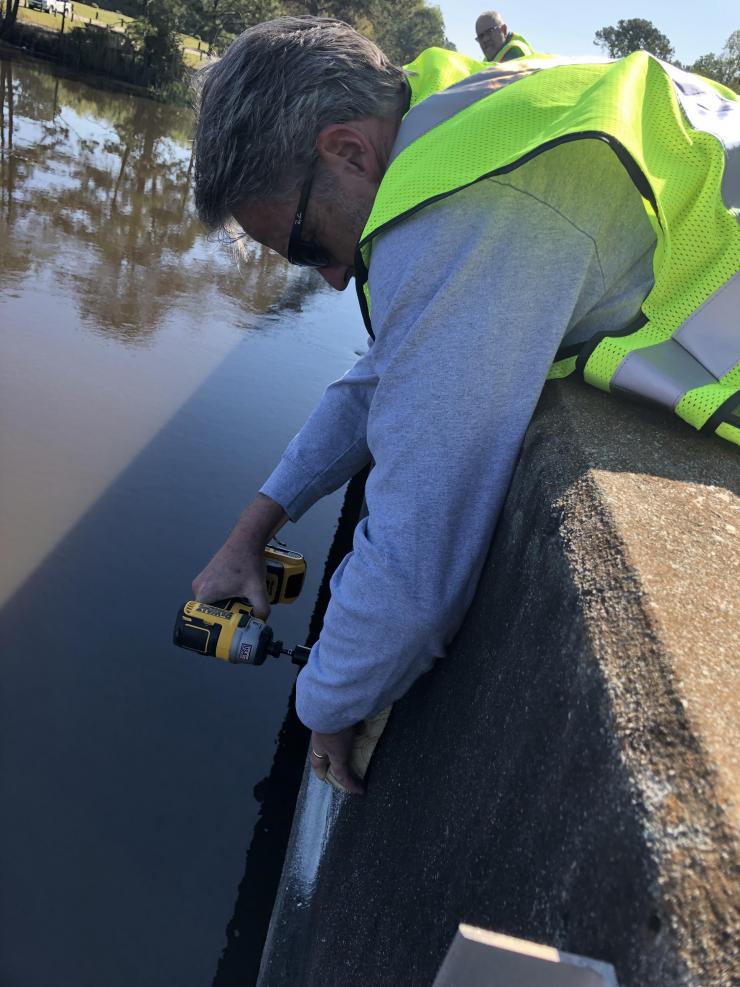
top-left (172, 545), bottom-right (311, 668)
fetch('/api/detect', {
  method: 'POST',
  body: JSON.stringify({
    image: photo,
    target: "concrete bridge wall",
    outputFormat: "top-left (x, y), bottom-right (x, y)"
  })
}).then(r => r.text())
top-left (259, 380), bottom-right (739, 987)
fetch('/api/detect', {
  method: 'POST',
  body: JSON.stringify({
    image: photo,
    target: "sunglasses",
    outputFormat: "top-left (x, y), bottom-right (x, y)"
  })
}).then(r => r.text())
top-left (287, 170), bottom-right (331, 269)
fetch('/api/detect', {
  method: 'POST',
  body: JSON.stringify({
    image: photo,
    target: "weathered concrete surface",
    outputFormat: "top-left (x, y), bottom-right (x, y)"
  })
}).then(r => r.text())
top-left (259, 381), bottom-right (740, 987)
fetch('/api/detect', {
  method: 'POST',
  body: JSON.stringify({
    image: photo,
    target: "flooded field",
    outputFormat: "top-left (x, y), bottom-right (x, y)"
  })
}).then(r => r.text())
top-left (0, 51), bottom-right (367, 986)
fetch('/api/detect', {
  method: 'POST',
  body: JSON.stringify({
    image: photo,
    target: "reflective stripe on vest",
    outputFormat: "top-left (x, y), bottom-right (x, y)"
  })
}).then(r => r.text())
top-left (491, 33), bottom-right (534, 63)
top-left (661, 60), bottom-right (740, 212)
top-left (356, 51), bottom-right (740, 445)
top-left (612, 273), bottom-right (740, 404)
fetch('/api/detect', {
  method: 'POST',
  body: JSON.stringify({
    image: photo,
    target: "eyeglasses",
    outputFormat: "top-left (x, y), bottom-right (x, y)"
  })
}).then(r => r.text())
top-left (287, 169), bottom-right (331, 269)
top-left (475, 26), bottom-right (502, 43)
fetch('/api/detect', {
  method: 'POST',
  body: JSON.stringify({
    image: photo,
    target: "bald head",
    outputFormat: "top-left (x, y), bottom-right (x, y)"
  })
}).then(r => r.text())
top-left (475, 10), bottom-right (508, 60)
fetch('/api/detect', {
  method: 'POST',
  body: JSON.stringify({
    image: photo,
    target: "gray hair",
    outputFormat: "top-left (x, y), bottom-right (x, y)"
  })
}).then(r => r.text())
top-left (193, 17), bottom-right (407, 231)
top-left (476, 10), bottom-right (505, 29)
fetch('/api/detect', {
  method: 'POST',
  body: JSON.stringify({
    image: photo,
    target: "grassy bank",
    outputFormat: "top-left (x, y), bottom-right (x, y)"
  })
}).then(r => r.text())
top-left (3, 2), bottom-right (205, 102)
top-left (14, 0), bottom-right (210, 69)
top-left (2, 27), bottom-right (190, 103)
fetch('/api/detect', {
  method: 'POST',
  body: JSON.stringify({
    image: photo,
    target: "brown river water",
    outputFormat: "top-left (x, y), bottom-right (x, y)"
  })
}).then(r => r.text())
top-left (0, 50), bottom-right (367, 986)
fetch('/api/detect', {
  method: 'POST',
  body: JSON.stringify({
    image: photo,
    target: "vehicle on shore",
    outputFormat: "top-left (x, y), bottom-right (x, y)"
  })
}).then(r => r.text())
top-left (27, 0), bottom-right (71, 14)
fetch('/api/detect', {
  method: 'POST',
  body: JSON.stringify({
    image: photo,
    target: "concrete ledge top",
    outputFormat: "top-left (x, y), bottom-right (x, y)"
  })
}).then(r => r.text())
top-left (549, 384), bottom-right (739, 830)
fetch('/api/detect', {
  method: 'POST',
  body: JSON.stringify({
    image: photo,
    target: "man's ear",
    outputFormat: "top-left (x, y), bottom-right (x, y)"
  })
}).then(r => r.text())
top-left (316, 124), bottom-right (370, 176)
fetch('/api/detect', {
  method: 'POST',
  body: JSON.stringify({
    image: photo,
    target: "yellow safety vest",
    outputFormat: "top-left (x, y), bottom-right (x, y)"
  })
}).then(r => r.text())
top-left (356, 48), bottom-right (740, 445)
top-left (491, 32), bottom-right (534, 63)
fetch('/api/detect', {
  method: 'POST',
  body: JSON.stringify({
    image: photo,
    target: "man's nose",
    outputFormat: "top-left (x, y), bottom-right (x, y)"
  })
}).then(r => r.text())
top-left (319, 265), bottom-right (353, 292)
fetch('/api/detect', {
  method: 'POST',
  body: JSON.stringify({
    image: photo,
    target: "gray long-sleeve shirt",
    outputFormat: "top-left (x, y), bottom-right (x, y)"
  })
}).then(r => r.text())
top-left (261, 139), bottom-right (656, 733)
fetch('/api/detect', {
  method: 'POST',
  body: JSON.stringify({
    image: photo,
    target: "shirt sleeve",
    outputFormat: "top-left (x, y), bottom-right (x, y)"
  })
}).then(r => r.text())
top-left (259, 349), bottom-right (376, 520)
top-left (295, 176), bottom-right (609, 733)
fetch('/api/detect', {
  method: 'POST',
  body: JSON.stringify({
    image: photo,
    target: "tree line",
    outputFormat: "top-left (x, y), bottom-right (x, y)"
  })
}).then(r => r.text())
top-left (105, 7), bottom-right (738, 95)
top-left (1, 4), bottom-right (737, 100)
top-left (0, 0), bottom-right (452, 99)
top-left (594, 18), bottom-right (739, 93)
top-left (164, 0), bottom-right (452, 62)
top-left (100, 0), bottom-right (451, 85)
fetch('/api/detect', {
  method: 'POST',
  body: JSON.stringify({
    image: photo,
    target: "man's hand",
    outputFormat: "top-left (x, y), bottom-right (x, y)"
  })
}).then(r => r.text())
top-left (310, 726), bottom-right (365, 795)
top-left (192, 494), bottom-right (289, 619)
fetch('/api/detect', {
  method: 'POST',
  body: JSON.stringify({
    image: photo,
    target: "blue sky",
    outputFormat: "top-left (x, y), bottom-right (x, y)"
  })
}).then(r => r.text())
top-left (438, 1), bottom-right (736, 67)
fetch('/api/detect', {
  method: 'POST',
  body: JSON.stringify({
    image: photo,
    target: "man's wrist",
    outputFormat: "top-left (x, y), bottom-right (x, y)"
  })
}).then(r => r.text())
top-left (232, 493), bottom-right (289, 548)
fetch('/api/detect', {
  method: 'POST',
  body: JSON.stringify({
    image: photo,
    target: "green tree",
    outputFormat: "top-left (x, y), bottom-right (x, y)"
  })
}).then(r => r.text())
top-left (284, 0), bottom-right (368, 19)
top-left (687, 30), bottom-right (740, 93)
top-left (180, 0), bottom-right (281, 51)
top-left (371, 1), bottom-right (448, 63)
top-left (594, 18), bottom-right (674, 60)
top-left (125, 0), bottom-right (186, 90)
top-left (282, 0), bottom-right (450, 63)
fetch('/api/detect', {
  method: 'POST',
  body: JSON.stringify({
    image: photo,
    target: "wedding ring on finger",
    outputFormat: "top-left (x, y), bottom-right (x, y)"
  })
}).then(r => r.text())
top-left (312, 749), bottom-right (328, 759)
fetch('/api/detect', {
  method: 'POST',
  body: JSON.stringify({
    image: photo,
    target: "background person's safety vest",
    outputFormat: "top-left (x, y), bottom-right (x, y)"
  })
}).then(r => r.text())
top-left (491, 32), bottom-right (533, 62)
top-left (356, 48), bottom-right (740, 446)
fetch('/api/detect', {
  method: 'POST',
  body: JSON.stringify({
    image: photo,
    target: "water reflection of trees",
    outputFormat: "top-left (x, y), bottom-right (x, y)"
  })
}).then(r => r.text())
top-left (0, 54), bottom-right (319, 345)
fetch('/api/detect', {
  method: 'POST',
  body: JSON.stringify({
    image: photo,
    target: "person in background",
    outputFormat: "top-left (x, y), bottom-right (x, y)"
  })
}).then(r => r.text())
top-left (475, 9), bottom-right (533, 61)
top-left (190, 17), bottom-right (739, 793)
